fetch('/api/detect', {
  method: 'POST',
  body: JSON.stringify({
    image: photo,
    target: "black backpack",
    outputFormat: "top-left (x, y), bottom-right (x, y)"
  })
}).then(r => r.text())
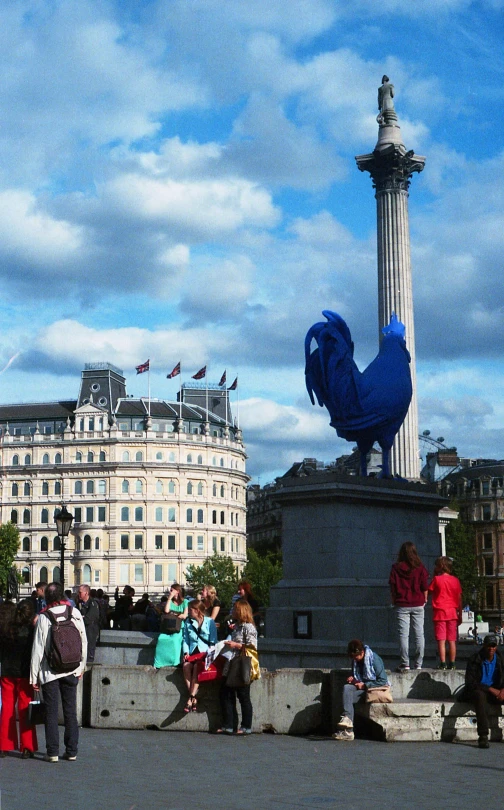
top-left (46, 606), bottom-right (83, 673)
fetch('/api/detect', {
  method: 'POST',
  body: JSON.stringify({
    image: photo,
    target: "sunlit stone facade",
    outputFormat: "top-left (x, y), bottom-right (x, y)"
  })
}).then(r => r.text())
top-left (0, 363), bottom-right (248, 595)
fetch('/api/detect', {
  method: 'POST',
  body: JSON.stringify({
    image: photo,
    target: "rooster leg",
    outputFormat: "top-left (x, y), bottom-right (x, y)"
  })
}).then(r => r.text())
top-left (380, 448), bottom-right (390, 478)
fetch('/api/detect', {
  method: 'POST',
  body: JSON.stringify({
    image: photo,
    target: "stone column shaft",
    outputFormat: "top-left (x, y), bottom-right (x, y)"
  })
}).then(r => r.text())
top-left (377, 186), bottom-right (419, 479)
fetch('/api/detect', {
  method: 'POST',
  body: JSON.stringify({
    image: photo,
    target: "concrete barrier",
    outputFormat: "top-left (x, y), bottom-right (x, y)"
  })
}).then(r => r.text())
top-left (89, 665), bottom-right (331, 735)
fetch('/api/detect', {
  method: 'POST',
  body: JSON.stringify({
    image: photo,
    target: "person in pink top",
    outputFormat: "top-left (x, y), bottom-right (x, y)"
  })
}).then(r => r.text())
top-left (428, 556), bottom-right (463, 670)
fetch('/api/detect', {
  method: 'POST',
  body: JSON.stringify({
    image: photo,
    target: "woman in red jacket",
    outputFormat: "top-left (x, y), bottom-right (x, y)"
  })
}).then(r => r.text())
top-left (389, 542), bottom-right (429, 672)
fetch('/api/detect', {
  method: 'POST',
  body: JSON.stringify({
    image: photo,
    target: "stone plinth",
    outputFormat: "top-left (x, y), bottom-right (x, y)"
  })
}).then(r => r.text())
top-left (265, 472), bottom-right (445, 664)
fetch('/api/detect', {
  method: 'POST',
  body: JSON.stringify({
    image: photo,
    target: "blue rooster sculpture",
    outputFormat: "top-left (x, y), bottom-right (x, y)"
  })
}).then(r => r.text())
top-left (305, 311), bottom-right (412, 477)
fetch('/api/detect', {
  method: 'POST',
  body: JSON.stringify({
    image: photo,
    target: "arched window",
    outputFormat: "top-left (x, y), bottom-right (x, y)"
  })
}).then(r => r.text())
top-left (98, 480), bottom-right (106, 495)
top-left (41, 508), bottom-right (49, 524)
top-left (122, 451), bottom-right (130, 462)
top-left (187, 454), bottom-right (193, 464)
top-left (156, 452), bottom-right (163, 461)
top-left (220, 458), bottom-right (224, 467)
top-left (87, 451), bottom-right (93, 462)
top-left (40, 566), bottom-right (48, 582)
top-left (83, 564), bottom-right (91, 584)
top-left (186, 508), bottom-right (193, 523)
top-left (24, 454), bottom-right (31, 465)
top-left (24, 482), bottom-right (30, 496)
top-left (95, 537), bottom-right (100, 550)
top-left (42, 482), bottom-right (49, 496)
top-left (197, 482), bottom-right (203, 495)
top-left (12, 483), bottom-right (18, 496)
top-left (99, 450), bottom-right (106, 462)
top-left (53, 536), bottom-right (61, 551)
top-left (84, 535), bottom-right (92, 551)
top-left (86, 480), bottom-right (95, 494)
top-left (121, 507), bottom-right (129, 521)
top-left (212, 457), bottom-right (217, 466)
top-left (197, 509), bottom-right (204, 523)
top-left (135, 451), bottom-right (143, 462)
top-left (122, 480), bottom-right (129, 493)
top-left (23, 509), bottom-right (30, 525)
top-left (22, 566), bottom-right (30, 583)
top-left (155, 507), bottom-right (162, 521)
top-left (220, 485), bottom-right (225, 497)
top-left (55, 453), bottom-right (62, 464)
top-left (156, 480), bottom-right (163, 494)
top-left (187, 481), bottom-right (193, 495)
top-left (197, 455), bottom-right (203, 465)
top-left (135, 506), bottom-right (143, 522)
top-left (75, 481), bottom-right (83, 494)
top-left (10, 509), bottom-right (18, 524)
top-left (54, 481), bottom-right (61, 496)
top-left (53, 566), bottom-right (61, 583)
top-left (76, 452), bottom-right (82, 463)
top-left (169, 452), bottom-right (175, 462)
top-left (220, 511), bottom-right (225, 525)
top-left (168, 481), bottom-right (175, 494)
top-left (135, 479), bottom-right (143, 494)
top-left (212, 510), bottom-right (217, 524)
top-left (41, 537), bottom-right (48, 552)
top-left (22, 536), bottom-right (30, 551)
top-left (212, 484), bottom-right (217, 497)
top-left (12, 455), bottom-right (19, 466)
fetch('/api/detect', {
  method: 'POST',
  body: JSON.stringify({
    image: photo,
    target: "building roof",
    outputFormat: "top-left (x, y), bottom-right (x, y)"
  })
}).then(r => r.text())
top-left (0, 401), bottom-right (76, 421)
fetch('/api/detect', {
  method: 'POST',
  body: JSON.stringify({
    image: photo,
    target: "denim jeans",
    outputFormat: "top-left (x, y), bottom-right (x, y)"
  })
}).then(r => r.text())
top-left (42, 675), bottom-right (79, 757)
top-left (342, 684), bottom-right (365, 724)
top-left (220, 683), bottom-right (253, 731)
top-left (395, 606), bottom-right (425, 667)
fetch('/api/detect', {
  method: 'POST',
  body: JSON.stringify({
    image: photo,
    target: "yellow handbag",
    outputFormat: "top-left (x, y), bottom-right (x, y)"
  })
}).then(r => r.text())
top-left (245, 646), bottom-right (261, 681)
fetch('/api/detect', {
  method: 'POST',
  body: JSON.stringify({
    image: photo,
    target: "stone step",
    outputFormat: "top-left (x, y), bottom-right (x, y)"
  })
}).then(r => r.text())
top-left (355, 698), bottom-right (504, 742)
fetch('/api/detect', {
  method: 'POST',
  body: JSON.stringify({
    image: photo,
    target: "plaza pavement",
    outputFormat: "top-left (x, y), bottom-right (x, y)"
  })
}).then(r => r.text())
top-left (1, 728), bottom-right (502, 810)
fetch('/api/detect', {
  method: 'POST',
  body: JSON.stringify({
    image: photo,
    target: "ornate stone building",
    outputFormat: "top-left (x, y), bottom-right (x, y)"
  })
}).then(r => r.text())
top-left (0, 363), bottom-right (248, 595)
top-left (440, 461), bottom-right (504, 623)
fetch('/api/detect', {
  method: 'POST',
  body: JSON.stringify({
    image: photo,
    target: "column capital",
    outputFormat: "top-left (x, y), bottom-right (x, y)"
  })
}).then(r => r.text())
top-left (355, 144), bottom-right (425, 193)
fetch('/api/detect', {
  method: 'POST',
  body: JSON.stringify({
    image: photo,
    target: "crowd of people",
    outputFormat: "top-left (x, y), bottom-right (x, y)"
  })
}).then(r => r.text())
top-left (0, 578), bottom-right (262, 759)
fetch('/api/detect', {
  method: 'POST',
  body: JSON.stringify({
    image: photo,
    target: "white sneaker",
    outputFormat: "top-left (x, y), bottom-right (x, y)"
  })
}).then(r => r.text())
top-left (332, 729), bottom-right (354, 741)
top-left (337, 715), bottom-right (354, 729)
top-left (45, 755), bottom-right (58, 763)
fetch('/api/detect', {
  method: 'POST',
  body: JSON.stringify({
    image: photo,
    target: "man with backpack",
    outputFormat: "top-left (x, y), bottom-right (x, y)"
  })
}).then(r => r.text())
top-left (30, 582), bottom-right (87, 763)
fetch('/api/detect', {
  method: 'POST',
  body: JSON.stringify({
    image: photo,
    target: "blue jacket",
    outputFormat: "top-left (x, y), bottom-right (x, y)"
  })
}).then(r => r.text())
top-left (182, 616), bottom-right (217, 655)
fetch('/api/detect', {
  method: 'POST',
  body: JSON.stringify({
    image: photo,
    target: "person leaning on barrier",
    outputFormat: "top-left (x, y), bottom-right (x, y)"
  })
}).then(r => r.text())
top-left (77, 584), bottom-right (101, 663)
top-left (332, 639), bottom-right (390, 742)
top-left (463, 633), bottom-right (504, 749)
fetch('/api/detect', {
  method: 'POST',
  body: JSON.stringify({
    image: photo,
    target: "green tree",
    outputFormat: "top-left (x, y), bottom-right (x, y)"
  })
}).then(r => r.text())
top-left (0, 522), bottom-right (20, 595)
top-left (185, 553), bottom-right (238, 609)
top-left (243, 548), bottom-right (282, 607)
top-left (445, 504), bottom-right (482, 606)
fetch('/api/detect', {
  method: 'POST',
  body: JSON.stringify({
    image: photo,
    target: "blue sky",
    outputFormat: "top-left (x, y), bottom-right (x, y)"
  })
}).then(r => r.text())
top-left (0, 0), bottom-right (503, 482)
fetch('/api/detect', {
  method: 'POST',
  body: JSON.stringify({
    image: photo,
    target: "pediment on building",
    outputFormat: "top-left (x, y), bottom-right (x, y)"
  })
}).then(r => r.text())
top-left (73, 397), bottom-right (107, 416)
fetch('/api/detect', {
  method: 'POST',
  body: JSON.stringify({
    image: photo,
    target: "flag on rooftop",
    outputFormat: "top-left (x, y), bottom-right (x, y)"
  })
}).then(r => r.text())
top-left (136, 360), bottom-right (150, 375)
top-left (192, 366), bottom-right (206, 380)
top-left (167, 361), bottom-right (181, 379)
top-left (228, 377), bottom-right (238, 390)
top-left (218, 370), bottom-right (226, 387)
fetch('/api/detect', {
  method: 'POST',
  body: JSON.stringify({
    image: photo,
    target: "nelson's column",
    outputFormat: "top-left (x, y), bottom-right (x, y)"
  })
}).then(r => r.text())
top-left (356, 76), bottom-right (425, 479)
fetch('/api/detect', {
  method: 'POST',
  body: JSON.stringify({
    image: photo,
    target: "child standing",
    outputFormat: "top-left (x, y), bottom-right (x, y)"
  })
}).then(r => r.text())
top-left (428, 556), bottom-right (463, 670)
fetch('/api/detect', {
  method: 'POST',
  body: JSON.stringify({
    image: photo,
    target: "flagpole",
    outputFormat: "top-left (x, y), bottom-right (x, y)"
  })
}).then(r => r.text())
top-left (179, 365), bottom-right (183, 421)
top-left (148, 363), bottom-right (151, 417)
top-left (236, 377), bottom-right (240, 430)
top-left (205, 366), bottom-right (209, 422)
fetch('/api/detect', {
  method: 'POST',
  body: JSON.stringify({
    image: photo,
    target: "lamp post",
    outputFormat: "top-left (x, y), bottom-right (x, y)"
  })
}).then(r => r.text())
top-left (55, 504), bottom-right (74, 591)
top-left (471, 586), bottom-right (478, 645)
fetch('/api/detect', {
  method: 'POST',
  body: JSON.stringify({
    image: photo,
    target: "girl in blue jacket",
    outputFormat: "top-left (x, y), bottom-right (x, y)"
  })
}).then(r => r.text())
top-left (182, 600), bottom-right (217, 712)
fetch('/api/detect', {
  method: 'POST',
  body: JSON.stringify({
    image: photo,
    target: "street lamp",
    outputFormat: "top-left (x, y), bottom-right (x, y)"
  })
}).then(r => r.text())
top-left (471, 586), bottom-right (478, 645)
top-left (55, 504), bottom-right (74, 591)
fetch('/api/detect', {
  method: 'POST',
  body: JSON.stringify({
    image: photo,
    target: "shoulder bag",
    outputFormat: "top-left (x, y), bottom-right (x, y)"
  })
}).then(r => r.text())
top-left (225, 628), bottom-right (252, 688)
top-left (365, 686), bottom-right (393, 704)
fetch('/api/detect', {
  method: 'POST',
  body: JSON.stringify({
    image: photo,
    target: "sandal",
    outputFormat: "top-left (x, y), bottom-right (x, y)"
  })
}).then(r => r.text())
top-left (191, 696), bottom-right (198, 712)
top-left (183, 699), bottom-right (192, 713)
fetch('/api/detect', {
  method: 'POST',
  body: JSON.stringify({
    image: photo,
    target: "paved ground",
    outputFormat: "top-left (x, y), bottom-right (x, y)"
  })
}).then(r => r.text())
top-left (1, 728), bottom-right (503, 810)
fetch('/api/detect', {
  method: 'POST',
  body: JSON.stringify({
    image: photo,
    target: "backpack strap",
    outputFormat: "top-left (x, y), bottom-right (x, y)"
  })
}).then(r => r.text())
top-left (46, 605), bottom-right (71, 625)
